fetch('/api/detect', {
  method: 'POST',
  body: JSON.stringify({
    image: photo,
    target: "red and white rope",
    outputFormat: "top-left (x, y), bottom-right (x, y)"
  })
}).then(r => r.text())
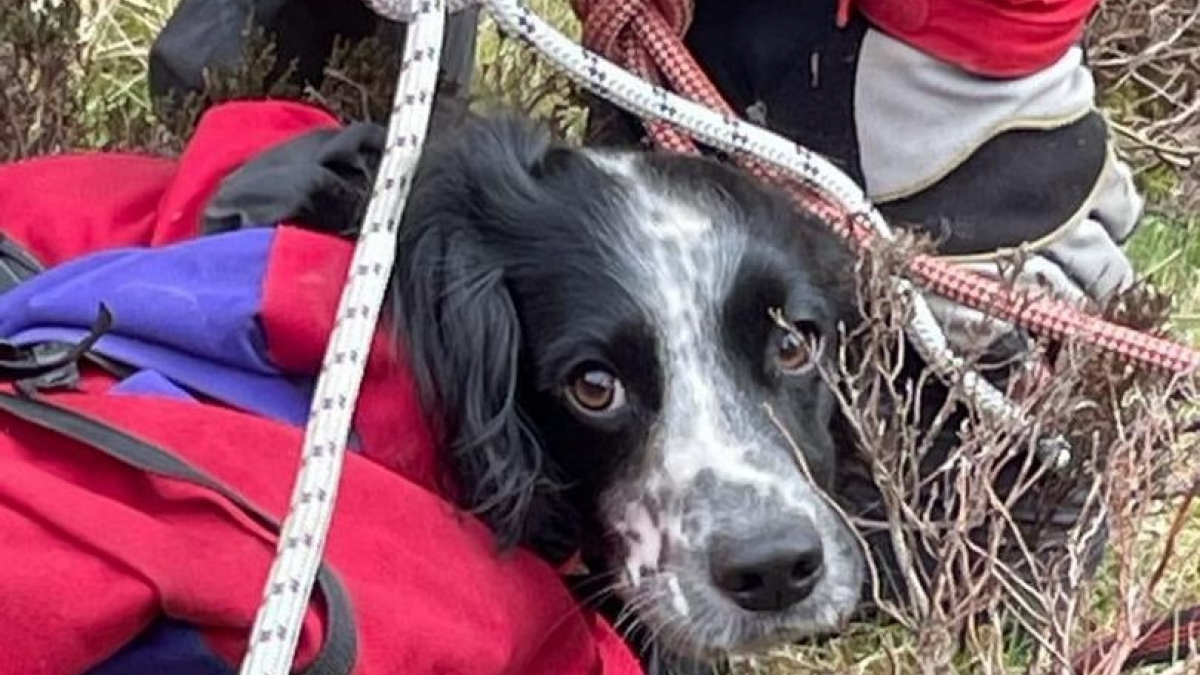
top-left (569, 0), bottom-right (1200, 375)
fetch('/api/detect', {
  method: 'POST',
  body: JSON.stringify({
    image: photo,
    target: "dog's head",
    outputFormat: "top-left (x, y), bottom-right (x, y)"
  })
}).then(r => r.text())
top-left (389, 115), bottom-right (864, 658)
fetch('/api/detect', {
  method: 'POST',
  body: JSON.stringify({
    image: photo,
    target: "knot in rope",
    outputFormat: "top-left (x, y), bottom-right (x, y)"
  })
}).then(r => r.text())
top-left (572, 0), bottom-right (717, 153)
top-left (571, 0), bottom-right (691, 60)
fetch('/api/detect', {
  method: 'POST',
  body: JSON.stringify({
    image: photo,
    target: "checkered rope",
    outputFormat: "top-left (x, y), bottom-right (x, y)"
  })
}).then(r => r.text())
top-left (239, 1), bottom-right (1200, 674)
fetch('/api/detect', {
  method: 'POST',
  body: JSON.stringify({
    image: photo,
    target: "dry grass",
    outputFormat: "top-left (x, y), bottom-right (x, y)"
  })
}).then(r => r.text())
top-left (4, 0), bottom-right (1199, 673)
top-left (1089, 0), bottom-right (1199, 214)
top-left (725, 235), bottom-right (1199, 675)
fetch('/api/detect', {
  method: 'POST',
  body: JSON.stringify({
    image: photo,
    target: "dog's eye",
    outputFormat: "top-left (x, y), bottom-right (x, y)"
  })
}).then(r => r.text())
top-left (775, 325), bottom-right (819, 374)
top-left (567, 367), bottom-right (627, 415)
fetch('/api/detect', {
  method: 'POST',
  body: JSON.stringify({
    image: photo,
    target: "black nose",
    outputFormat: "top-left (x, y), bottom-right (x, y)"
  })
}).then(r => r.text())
top-left (709, 518), bottom-right (825, 612)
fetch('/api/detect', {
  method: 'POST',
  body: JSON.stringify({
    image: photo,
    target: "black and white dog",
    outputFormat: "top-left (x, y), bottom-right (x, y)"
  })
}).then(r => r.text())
top-left (345, 109), bottom-right (1094, 674)
top-left (388, 114), bottom-right (868, 666)
top-left (200, 104), bottom-right (1098, 671)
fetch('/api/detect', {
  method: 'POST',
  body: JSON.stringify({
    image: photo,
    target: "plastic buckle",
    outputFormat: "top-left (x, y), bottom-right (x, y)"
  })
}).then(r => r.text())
top-left (0, 304), bottom-right (114, 395)
top-left (0, 342), bottom-right (82, 394)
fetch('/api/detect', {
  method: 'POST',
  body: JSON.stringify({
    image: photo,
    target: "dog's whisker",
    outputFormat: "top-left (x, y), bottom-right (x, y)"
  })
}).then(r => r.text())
top-left (655, 614), bottom-right (691, 663)
top-left (570, 581), bottom-right (624, 612)
top-left (612, 589), bottom-right (662, 640)
top-left (640, 609), bottom-right (681, 657)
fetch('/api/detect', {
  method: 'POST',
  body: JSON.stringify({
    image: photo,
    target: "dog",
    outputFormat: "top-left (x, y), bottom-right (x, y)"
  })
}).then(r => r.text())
top-left (376, 107), bottom-right (1111, 675)
top-left (386, 113), bottom-right (869, 669)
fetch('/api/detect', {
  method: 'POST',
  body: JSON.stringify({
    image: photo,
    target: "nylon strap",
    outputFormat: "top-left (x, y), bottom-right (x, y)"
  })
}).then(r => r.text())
top-left (0, 391), bottom-right (358, 675)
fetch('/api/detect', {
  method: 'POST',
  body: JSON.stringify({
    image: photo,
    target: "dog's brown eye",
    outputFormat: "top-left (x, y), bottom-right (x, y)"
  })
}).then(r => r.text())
top-left (568, 368), bottom-right (626, 414)
top-left (776, 328), bottom-right (817, 374)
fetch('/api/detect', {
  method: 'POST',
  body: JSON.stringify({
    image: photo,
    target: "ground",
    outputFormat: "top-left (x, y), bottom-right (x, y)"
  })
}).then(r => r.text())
top-left (13, 0), bottom-right (1200, 672)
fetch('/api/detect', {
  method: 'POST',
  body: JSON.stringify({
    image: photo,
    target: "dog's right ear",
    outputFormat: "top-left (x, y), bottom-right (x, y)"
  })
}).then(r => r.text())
top-left (386, 115), bottom-right (581, 561)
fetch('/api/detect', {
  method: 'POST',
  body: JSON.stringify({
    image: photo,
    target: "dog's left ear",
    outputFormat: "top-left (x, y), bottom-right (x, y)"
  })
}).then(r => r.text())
top-left (386, 115), bottom-right (581, 562)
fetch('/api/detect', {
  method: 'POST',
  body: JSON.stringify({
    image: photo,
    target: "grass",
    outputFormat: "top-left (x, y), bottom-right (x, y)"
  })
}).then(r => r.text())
top-left (75, 0), bottom-right (174, 146)
top-left (1126, 215), bottom-right (1200, 345)
top-left (47, 0), bottom-right (1200, 672)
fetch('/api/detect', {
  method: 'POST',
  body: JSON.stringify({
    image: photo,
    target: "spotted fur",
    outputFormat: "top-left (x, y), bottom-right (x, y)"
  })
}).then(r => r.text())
top-left (388, 115), bottom-right (864, 668)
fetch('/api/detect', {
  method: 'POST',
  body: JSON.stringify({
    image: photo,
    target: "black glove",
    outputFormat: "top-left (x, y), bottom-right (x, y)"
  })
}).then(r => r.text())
top-left (203, 122), bottom-right (386, 239)
top-left (202, 95), bottom-right (475, 238)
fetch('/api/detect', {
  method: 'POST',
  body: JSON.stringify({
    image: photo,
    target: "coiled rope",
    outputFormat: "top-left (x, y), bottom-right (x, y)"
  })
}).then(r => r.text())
top-left (238, 2), bottom-right (1200, 674)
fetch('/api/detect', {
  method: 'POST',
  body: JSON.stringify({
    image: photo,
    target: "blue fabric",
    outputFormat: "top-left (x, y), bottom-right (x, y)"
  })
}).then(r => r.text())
top-left (83, 619), bottom-right (235, 675)
top-left (110, 369), bottom-right (199, 400)
top-left (0, 230), bottom-right (376, 674)
top-left (0, 229), bottom-right (315, 426)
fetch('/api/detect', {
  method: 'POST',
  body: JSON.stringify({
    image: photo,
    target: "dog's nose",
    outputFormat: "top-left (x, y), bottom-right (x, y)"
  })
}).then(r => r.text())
top-left (709, 519), bottom-right (825, 612)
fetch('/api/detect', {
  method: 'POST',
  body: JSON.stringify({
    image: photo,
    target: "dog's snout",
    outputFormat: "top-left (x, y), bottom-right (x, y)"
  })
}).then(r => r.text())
top-left (709, 517), bottom-right (825, 612)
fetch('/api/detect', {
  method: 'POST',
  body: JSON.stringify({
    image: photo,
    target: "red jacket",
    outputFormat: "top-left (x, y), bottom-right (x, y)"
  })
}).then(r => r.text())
top-left (0, 100), bottom-right (643, 675)
top-left (842, 0), bottom-right (1099, 77)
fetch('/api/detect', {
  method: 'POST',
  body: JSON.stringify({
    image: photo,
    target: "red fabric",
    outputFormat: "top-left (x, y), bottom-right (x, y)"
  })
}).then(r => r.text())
top-left (847, 0), bottom-right (1099, 77)
top-left (0, 100), bottom-right (644, 675)
top-left (0, 393), bottom-right (642, 675)
top-left (0, 154), bottom-right (175, 266)
top-left (154, 101), bottom-right (341, 247)
top-left (259, 227), bottom-right (442, 490)
top-left (0, 99), bottom-right (340, 264)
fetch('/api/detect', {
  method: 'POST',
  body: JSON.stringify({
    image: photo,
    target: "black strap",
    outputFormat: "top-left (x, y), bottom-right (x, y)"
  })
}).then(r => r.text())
top-left (0, 391), bottom-right (358, 675)
top-left (0, 305), bottom-right (114, 391)
top-left (0, 232), bottom-right (44, 295)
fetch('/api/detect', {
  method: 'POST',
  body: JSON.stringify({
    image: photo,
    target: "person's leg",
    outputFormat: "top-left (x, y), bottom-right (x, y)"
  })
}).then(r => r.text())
top-left (148, 0), bottom-right (480, 127)
top-left (588, 0), bottom-right (1140, 341)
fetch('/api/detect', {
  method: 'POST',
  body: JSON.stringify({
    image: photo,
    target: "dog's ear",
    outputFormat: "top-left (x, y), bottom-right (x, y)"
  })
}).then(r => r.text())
top-left (387, 115), bottom-right (580, 562)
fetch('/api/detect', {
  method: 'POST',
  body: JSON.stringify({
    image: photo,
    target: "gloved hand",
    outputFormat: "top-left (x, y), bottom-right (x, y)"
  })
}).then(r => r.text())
top-left (203, 122), bottom-right (387, 239)
top-left (201, 95), bottom-right (474, 238)
top-left (586, 0), bottom-right (1143, 356)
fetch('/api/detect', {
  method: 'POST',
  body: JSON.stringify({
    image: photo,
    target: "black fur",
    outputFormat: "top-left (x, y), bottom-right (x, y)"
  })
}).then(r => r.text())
top-left (387, 117), bottom-right (584, 561)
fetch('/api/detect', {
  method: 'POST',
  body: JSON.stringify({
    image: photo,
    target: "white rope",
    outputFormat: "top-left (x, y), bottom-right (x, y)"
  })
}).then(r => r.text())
top-left (236, 3), bottom-right (445, 674)
top-left (239, 2), bottom-right (1066, 674)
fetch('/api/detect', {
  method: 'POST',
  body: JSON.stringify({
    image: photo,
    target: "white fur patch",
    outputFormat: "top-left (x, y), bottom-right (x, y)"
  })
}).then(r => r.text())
top-left (666, 574), bottom-right (691, 617)
top-left (622, 500), bottom-right (661, 587)
top-left (586, 151), bottom-right (781, 498)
